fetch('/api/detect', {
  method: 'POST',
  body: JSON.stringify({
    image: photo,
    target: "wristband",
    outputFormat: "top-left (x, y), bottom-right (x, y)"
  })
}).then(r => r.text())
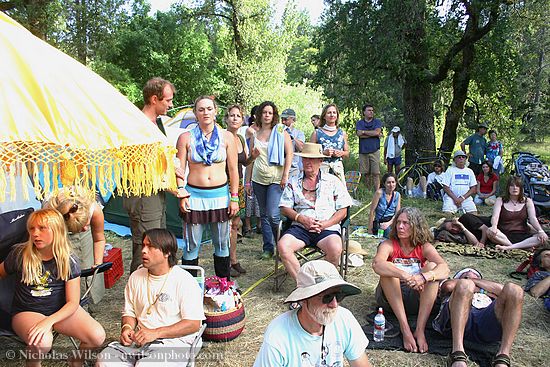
top-left (121, 323), bottom-right (134, 332)
top-left (231, 192), bottom-right (238, 197)
top-left (230, 197), bottom-right (239, 202)
top-left (295, 213), bottom-right (301, 222)
top-left (245, 182), bottom-right (251, 187)
top-left (177, 185), bottom-right (185, 189)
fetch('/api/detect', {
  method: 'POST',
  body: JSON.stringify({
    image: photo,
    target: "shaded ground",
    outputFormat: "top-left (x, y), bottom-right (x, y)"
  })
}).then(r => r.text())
top-left (1, 196), bottom-right (549, 366)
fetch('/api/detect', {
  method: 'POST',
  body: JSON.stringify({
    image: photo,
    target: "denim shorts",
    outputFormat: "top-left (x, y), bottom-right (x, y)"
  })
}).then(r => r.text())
top-left (283, 225), bottom-right (340, 248)
top-left (433, 297), bottom-right (502, 343)
top-left (386, 156), bottom-right (402, 166)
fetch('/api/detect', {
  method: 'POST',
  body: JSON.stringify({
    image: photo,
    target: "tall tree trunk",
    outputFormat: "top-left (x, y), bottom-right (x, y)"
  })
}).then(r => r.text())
top-left (403, 78), bottom-right (436, 165)
top-left (400, 0), bottom-right (435, 164)
top-left (440, 27), bottom-right (476, 160)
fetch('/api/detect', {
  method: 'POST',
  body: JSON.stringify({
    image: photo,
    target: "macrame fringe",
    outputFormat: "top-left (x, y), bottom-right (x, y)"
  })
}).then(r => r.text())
top-left (0, 142), bottom-right (177, 203)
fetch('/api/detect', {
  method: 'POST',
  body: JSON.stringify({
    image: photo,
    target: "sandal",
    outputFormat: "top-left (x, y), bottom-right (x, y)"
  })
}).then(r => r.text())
top-left (492, 354), bottom-right (511, 367)
top-left (447, 351), bottom-right (468, 367)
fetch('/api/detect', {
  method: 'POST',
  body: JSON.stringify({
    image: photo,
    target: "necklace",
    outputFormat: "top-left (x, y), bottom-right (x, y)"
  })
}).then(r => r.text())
top-left (320, 325), bottom-right (326, 365)
top-left (302, 185), bottom-right (316, 192)
top-left (510, 199), bottom-right (519, 206)
top-left (146, 270), bottom-right (170, 315)
top-left (322, 125), bottom-right (337, 132)
top-left (201, 127), bottom-right (214, 138)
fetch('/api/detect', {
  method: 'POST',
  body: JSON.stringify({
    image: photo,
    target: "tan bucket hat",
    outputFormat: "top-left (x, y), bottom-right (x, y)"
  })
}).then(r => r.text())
top-left (295, 142), bottom-right (329, 159)
top-left (348, 240), bottom-right (369, 256)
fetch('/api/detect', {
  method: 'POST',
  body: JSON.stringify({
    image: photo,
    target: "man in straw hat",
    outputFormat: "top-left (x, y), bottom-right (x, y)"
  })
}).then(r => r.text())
top-left (432, 267), bottom-right (523, 367)
top-left (254, 260), bottom-right (372, 366)
top-left (278, 143), bottom-right (353, 280)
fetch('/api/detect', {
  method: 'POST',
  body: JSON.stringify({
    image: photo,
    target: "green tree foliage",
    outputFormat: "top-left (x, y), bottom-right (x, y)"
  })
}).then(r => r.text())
top-left (313, 0), bottom-right (511, 163)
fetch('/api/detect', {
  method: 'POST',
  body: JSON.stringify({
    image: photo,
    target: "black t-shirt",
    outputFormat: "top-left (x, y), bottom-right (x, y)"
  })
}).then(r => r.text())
top-left (3, 245), bottom-right (81, 316)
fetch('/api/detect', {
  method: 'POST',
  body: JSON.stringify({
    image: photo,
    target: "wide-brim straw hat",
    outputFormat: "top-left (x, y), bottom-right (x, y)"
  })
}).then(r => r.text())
top-left (348, 240), bottom-right (369, 256)
top-left (295, 142), bottom-right (329, 159)
top-left (284, 260), bottom-right (361, 303)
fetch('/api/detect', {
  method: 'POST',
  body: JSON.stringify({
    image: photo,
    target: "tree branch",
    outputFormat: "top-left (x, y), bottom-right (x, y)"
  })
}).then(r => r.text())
top-left (428, 1), bottom-right (501, 84)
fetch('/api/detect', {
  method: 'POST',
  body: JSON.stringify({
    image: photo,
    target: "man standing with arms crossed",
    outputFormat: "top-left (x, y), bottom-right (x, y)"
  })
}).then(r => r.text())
top-left (123, 77), bottom-right (175, 272)
top-left (356, 104), bottom-right (382, 190)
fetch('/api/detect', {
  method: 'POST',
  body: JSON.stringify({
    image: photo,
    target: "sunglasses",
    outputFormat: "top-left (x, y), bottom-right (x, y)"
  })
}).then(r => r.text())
top-left (63, 203), bottom-right (78, 221)
top-left (321, 291), bottom-right (346, 304)
top-left (434, 164), bottom-right (442, 168)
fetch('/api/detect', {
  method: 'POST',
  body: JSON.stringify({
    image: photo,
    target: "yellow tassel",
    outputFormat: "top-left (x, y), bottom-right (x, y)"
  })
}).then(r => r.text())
top-left (52, 163), bottom-right (59, 192)
top-left (43, 163), bottom-right (51, 198)
top-left (8, 165), bottom-right (16, 202)
top-left (21, 162), bottom-right (30, 201)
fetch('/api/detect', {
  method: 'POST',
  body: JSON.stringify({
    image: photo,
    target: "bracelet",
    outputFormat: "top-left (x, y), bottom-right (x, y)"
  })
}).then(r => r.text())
top-left (177, 185), bottom-right (185, 189)
top-left (429, 271), bottom-right (436, 282)
top-left (421, 273), bottom-right (428, 284)
top-left (230, 197), bottom-right (239, 202)
top-left (231, 192), bottom-right (238, 197)
top-left (538, 230), bottom-right (545, 233)
top-left (245, 182), bottom-right (251, 187)
top-left (121, 323), bottom-right (134, 332)
top-left (295, 213), bottom-right (301, 222)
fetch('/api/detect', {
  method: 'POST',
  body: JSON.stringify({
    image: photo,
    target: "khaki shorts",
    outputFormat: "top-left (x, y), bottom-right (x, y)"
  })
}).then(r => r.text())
top-left (359, 151), bottom-right (380, 175)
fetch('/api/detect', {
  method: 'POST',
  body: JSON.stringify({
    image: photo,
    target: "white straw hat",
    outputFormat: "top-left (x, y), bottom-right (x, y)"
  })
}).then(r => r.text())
top-left (284, 260), bottom-right (361, 303)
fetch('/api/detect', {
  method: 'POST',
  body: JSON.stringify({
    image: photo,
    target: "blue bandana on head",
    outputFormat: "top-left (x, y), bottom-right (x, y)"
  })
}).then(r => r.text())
top-left (192, 124), bottom-right (220, 166)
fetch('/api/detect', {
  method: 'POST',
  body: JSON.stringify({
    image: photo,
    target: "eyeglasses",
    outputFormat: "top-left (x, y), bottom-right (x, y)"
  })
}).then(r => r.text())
top-left (63, 203), bottom-right (78, 220)
top-left (321, 291), bottom-right (346, 304)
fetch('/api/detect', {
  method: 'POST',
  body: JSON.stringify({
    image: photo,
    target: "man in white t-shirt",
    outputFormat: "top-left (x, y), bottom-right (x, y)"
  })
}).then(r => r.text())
top-left (254, 260), bottom-right (372, 367)
top-left (442, 151), bottom-right (478, 214)
top-left (96, 229), bottom-right (205, 366)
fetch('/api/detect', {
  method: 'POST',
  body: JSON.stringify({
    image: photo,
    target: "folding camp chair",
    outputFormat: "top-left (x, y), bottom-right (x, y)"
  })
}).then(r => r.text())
top-left (0, 208), bottom-right (113, 353)
top-left (345, 171), bottom-right (362, 198)
top-left (273, 208), bottom-right (350, 291)
top-left (0, 261), bottom-right (112, 348)
top-left (178, 265), bottom-right (208, 367)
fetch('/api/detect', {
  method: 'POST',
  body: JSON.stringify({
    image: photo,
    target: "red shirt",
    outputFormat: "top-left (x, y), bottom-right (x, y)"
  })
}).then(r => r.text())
top-left (476, 173), bottom-right (498, 194)
top-left (387, 239), bottom-right (426, 275)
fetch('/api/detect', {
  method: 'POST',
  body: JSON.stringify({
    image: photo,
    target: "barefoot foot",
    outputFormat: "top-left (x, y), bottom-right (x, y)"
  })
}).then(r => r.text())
top-left (402, 329), bottom-right (418, 352)
top-left (413, 330), bottom-right (428, 353)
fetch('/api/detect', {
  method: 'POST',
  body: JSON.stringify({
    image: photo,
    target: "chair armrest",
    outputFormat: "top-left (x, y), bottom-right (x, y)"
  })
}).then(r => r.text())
top-left (80, 262), bottom-right (113, 278)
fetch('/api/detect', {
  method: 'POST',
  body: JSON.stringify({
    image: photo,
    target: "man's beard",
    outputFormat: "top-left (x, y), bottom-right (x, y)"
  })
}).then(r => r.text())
top-left (308, 302), bottom-right (338, 325)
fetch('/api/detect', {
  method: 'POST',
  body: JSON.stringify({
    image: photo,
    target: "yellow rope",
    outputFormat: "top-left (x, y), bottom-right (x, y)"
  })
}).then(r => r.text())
top-left (241, 199), bottom-right (373, 298)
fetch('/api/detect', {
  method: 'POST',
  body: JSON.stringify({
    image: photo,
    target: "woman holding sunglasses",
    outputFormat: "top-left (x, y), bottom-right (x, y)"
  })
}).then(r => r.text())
top-left (372, 207), bottom-right (449, 354)
top-left (43, 186), bottom-right (106, 304)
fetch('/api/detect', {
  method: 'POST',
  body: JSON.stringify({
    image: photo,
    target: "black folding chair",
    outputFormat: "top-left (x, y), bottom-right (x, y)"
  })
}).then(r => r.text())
top-left (273, 208), bottom-right (350, 291)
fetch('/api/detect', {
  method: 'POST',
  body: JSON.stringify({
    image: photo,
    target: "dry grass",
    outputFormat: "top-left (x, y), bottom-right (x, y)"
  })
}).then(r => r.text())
top-left (1, 196), bottom-right (549, 366)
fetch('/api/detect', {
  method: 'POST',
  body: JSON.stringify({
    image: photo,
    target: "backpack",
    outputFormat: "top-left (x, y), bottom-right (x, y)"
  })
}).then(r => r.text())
top-left (427, 182), bottom-right (443, 201)
top-left (0, 207), bottom-right (34, 262)
top-left (508, 248), bottom-right (547, 280)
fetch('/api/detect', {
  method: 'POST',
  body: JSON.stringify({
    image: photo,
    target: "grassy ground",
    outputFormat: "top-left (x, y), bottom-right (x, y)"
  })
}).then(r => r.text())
top-left (2, 190), bottom-right (548, 367)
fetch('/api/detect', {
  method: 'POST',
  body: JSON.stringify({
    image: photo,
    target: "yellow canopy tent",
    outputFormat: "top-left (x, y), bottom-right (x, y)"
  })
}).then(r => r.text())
top-left (0, 12), bottom-right (176, 202)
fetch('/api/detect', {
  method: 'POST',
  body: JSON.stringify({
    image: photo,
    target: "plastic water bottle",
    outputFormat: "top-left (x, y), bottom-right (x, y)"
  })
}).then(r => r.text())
top-left (373, 307), bottom-right (385, 342)
top-left (377, 228), bottom-right (384, 238)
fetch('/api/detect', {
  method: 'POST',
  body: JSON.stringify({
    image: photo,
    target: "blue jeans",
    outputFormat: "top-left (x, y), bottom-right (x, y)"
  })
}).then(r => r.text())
top-left (252, 182), bottom-right (282, 253)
